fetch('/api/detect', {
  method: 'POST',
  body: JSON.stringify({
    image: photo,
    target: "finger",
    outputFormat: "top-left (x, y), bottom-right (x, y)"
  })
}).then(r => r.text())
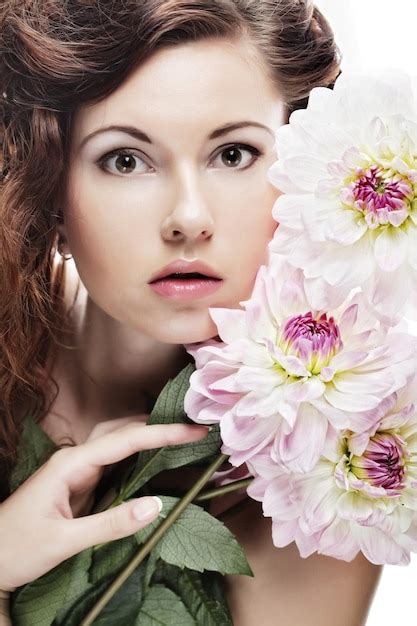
top-left (63, 496), bottom-right (163, 557)
top-left (58, 423), bottom-right (210, 489)
top-left (87, 414), bottom-right (148, 441)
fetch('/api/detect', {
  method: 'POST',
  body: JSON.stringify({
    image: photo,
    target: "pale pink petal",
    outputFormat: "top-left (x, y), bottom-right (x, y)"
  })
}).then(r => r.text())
top-left (353, 525), bottom-right (410, 565)
top-left (266, 340), bottom-right (310, 377)
top-left (330, 350), bottom-right (369, 372)
top-left (273, 403), bottom-right (328, 472)
top-left (246, 475), bottom-right (269, 501)
top-left (321, 423), bottom-right (346, 462)
top-left (338, 303), bottom-right (359, 335)
top-left (189, 362), bottom-right (241, 403)
top-left (294, 530), bottom-right (322, 558)
top-left (220, 411), bottom-right (276, 455)
top-left (406, 225), bottom-right (417, 270)
top-left (244, 300), bottom-right (276, 344)
top-left (310, 398), bottom-right (353, 430)
top-left (300, 477), bottom-right (338, 532)
top-left (282, 377), bottom-right (325, 404)
top-left (318, 519), bottom-right (359, 561)
top-left (235, 385), bottom-right (287, 418)
top-left (232, 366), bottom-right (286, 392)
top-left (365, 267), bottom-right (410, 323)
top-left (262, 475), bottom-right (302, 520)
top-left (272, 519), bottom-right (299, 548)
top-left (348, 431), bottom-right (371, 456)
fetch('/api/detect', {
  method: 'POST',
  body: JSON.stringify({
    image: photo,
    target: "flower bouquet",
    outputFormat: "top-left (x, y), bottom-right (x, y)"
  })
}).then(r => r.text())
top-left (8, 69), bottom-right (417, 625)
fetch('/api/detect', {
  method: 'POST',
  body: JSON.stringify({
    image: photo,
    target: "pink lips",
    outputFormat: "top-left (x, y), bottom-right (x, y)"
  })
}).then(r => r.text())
top-left (149, 276), bottom-right (223, 300)
top-left (148, 258), bottom-right (223, 300)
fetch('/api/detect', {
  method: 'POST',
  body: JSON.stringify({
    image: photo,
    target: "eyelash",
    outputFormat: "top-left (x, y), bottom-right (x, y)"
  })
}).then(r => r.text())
top-left (96, 143), bottom-right (263, 176)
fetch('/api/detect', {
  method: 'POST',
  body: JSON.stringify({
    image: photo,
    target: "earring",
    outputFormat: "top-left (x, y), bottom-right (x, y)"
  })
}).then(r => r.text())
top-left (57, 238), bottom-right (73, 261)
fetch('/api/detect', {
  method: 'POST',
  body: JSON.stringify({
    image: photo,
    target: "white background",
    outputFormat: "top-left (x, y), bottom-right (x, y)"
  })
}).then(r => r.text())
top-left (314, 2), bottom-right (416, 624)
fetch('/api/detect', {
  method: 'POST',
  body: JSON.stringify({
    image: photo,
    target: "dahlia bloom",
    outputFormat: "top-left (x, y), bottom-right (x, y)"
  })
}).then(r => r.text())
top-left (184, 257), bottom-right (416, 473)
top-left (246, 381), bottom-right (417, 565)
top-left (268, 70), bottom-right (417, 324)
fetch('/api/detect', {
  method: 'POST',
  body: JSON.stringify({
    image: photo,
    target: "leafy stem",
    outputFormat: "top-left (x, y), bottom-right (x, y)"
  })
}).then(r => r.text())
top-left (194, 477), bottom-right (253, 502)
top-left (79, 452), bottom-right (229, 626)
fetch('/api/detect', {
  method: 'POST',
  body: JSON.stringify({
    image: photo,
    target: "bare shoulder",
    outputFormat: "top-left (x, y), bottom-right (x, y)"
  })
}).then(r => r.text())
top-left (222, 498), bottom-right (383, 626)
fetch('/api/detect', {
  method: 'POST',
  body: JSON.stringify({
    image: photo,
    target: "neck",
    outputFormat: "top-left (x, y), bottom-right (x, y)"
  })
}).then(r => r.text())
top-left (50, 272), bottom-right (193, 426)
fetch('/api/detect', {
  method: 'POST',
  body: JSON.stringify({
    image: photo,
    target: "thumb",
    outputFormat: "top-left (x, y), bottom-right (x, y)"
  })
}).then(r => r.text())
top-left (64, 496), bottom-right (163, 556)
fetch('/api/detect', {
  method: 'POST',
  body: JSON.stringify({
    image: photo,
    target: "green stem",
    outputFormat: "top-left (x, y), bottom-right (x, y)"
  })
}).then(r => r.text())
top-left (80, 452), bottom-right (229, 626)
top-left (194, 477), bottom-right (253, 502)
top-left (92, 475), bottom-right (254, 552)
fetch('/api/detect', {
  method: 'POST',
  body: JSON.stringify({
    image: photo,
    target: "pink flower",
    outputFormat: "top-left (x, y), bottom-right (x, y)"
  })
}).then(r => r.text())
top-left (184, 257), bottom-right (416, 472)
top-left (267, 70), bottom-right (417, 325)
top-left (246, 381), bottom-right (417, 565)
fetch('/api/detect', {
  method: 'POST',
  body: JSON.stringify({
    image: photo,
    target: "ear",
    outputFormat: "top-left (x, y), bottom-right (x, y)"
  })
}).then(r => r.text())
top-left (56, 215), bottom-right (71, 256)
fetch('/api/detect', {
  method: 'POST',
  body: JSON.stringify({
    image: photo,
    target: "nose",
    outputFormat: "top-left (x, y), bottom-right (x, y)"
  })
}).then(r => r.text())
top-left (161, 166), bottom-right (214, 243)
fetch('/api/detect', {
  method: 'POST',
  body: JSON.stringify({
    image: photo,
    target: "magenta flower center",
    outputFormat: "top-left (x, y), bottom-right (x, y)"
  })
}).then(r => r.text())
top-left (350, 433), bottom-right (407, 493)
top-left (341, 164), bottom-right (413, 229)
top-left (280, 311), bottom-right (342, 373)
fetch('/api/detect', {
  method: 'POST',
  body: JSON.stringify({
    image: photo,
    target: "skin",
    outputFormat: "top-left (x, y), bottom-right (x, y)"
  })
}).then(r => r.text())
top-left (55, 35), bottom-right (285, 426)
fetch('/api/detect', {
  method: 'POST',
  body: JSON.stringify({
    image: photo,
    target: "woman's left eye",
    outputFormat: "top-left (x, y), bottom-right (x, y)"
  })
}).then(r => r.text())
top-left (211, 144), bottom-right (262, 170)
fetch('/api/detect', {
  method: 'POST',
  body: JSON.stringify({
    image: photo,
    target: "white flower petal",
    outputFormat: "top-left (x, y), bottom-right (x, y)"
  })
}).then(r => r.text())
top-left (208, 307), bottom-right (249, 343)
top-left (284, 155), bottom-right (328, 193)
top-left (374, 227), bottom-right (407, 272)
top-left (326, 209), bottom-right (367, 245)
top-left (324, 384), bottom-right (381, 412)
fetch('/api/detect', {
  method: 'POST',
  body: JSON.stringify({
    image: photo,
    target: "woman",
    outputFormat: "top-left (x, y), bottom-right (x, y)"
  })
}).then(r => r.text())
top-left (0, 1), bottom-right (382, 624)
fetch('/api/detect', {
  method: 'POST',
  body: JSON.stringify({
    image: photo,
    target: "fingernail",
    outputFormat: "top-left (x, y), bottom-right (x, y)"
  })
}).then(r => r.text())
top-left (133, 496), bottom-right (163, 520)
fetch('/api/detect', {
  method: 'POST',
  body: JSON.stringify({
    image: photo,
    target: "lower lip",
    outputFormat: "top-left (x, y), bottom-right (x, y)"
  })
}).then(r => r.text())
top-left (149, 277), bottom-right (223, 300)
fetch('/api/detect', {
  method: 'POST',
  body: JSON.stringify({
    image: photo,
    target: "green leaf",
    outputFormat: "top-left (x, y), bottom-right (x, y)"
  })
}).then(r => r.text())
top-left (54, 565), bottom-right (144, 626)
top-left (89, 536), bottom-right (137, 584)
top-left (9, 415), bottom-right (58, 493)
top-left (143, 551), bottom-right (160, 592)
top-left (91, 565), bottom-right (144, 626)
top-left (54, 549), bottom-right (93, 622)
top-left (136, 585), bottom-right (195, 626)
top-left (53, 576), bottom-right (111, 626)
top-left (121, 364), bottom-right (222, 499)
top-left (135, 496), bottom-right (253, 576)
top-left (152, 561), bottom-right (233, 626)
top-left (10, 549), bottom-right (92, 626)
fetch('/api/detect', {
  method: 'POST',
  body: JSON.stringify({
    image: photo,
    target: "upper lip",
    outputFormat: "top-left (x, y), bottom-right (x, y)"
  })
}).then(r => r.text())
top-left (149, 259), bottom-right (222, 282)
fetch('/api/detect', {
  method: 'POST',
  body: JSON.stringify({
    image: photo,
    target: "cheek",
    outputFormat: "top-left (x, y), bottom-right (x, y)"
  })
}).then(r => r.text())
top-left (225, 179), bottom-right (280, 257)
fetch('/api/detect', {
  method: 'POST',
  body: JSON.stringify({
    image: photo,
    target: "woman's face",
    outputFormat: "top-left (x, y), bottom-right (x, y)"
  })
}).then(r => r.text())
top-left (63, 37), bottom-right (285, 344)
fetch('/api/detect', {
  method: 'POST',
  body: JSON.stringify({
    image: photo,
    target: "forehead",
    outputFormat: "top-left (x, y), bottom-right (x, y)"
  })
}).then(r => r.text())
top-left (71, 37), bottom-right (284, 141)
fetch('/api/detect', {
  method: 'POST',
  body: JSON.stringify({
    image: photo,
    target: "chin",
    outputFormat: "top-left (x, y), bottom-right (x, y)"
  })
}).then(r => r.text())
top-left (152, 314), bottom-right (220, 345)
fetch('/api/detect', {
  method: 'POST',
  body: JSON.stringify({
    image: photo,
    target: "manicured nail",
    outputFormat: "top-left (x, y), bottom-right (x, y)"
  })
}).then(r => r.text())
top-left (133, 496), bottom-right (163, 520)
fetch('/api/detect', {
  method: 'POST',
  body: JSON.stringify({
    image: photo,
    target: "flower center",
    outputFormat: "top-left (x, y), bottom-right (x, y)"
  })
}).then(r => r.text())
top-left (350, 433), bottom-right (407, 492)
top-left (341, 164), bottom-right (414, 230)
top-left (279, 311), bottom-right (342, 374)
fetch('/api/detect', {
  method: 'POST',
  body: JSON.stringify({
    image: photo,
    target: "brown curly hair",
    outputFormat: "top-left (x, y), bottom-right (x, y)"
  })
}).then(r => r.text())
top-left (0, 0), bottom-right (342, 501)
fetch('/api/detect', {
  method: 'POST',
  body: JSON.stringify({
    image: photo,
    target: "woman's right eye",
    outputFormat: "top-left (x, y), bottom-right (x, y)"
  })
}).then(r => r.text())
top-left (97, 149), bottom-right (153, 176)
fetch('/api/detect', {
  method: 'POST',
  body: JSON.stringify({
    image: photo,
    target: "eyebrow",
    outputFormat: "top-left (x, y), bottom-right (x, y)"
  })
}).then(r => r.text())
top-left (79, 121), bottom-right (274, 150)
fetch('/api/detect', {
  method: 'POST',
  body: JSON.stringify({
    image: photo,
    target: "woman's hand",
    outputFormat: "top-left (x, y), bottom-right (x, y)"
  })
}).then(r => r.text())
top-left (0, 421), bottom-right (210, 591)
